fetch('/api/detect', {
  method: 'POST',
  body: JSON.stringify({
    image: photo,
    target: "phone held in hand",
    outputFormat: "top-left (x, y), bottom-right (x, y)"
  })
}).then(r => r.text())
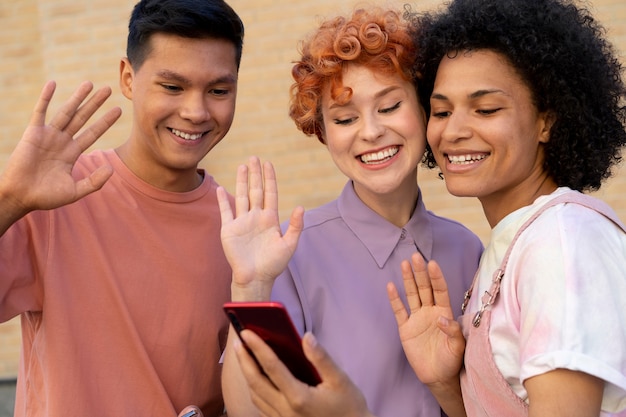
top-left (223, 301), bottom-right (322, 386)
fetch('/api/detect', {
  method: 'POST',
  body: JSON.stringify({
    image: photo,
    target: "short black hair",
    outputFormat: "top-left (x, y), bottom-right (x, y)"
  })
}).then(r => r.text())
top-left (410, 0), bottom-right (626, 191)
top-left (127, 0), bottom-right (244, 70)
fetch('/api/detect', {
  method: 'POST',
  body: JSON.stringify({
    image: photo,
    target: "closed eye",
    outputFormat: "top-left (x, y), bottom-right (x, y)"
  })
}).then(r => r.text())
top-left (380, 101), bottom-right (401, 114)
top-left (161, 84), bottom-right (182, 92)
top-left (333, 117), bottom-right (356, 125)
top-left (210, 88), bottom-right (231, 97)
top-left (431, 110), bottom-right (450, 118)
top-left (477, 108), bottom-right (501, 115)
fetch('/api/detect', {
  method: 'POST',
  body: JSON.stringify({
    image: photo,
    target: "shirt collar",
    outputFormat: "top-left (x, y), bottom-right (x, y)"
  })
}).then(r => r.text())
top-left (336, 181), bottom-right (434, 268)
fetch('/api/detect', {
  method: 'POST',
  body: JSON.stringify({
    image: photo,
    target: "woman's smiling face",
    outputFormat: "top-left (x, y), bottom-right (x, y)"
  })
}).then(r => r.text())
top-left (427, 49), bottom-right (556, 226)
top-left (320, 64), bottom-right (426, 208)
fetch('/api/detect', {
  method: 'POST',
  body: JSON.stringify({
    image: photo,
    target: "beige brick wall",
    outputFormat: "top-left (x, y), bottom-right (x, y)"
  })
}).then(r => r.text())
top-left (0, 0), bottom-right (624, 378)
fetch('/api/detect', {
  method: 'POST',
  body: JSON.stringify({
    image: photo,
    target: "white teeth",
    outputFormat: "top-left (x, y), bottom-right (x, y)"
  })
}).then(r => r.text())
top-left (448, 154), bottom-right (486, 164)
top-left (360, 147), bottom-right (399, 164)
top-left (171, 128), bottom-right (203, 141)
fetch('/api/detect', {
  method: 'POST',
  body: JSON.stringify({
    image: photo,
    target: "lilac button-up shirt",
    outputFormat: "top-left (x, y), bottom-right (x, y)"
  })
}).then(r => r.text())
top-left (272, 181), bottom-right (483, 417)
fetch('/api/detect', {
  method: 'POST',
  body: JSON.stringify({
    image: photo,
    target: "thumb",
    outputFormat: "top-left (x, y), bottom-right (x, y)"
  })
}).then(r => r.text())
top-left (437, 316), bottom-right (466, 357)
top-left (282, 205), bottom-right (304, 248)
top-left (177, 405), bottom-right (203, 417)
top-left (301, 332), bottom-right (346, 383)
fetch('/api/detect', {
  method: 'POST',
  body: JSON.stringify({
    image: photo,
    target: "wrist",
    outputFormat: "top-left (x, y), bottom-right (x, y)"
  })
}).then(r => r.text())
top-left (230, 279), bottom-right (273, 301)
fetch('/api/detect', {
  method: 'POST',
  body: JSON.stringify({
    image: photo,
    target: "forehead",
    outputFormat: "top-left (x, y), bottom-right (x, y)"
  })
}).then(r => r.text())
top-left (434, 50), bottom-right (532, 99)
top-left (141, 32), bottom-right (238, 74)
top-left (323, 64), bottom-right (414, 104)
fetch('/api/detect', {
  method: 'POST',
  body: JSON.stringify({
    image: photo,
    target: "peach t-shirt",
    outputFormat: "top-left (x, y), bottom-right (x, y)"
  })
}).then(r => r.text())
top-left (0, 150), bottom-right (232, 417)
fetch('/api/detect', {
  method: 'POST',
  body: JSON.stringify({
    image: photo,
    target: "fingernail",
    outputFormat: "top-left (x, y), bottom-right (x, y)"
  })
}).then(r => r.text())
top-left (304, 332), bottom-right (317, 347)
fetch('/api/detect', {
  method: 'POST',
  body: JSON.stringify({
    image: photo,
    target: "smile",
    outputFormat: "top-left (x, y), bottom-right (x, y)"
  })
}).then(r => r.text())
top-left (360, 146), bottom-right (399, 164)
top-left (170, 128), bottom-right (205, 141)
top-left (447, 154), bottom-right (487, 164)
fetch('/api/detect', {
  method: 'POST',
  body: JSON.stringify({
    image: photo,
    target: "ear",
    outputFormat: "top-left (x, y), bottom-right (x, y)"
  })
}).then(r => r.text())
top-left (538, 111), bottom-right (556, 144)
top-left (119, 58), bottom-right (134, 100)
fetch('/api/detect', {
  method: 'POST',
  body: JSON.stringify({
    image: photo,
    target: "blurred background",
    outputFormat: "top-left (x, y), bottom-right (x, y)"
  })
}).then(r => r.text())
top-left (0, 0), bottom-right (624, 413)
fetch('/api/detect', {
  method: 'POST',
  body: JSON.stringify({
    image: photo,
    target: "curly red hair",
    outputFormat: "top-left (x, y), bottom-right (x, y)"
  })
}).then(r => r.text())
top-left (289, 7), bottom-right (418, 143)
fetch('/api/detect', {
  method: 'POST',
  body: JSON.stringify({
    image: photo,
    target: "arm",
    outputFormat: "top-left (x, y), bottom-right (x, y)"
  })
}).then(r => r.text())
top-left (387, 253), bottom-right (467, 417)
top-left (235, 329), bottom-right (376, 417)
top-left (525, 369), bottom-right (603, 417)
top-left (0, 80), bottom-right (121, 236)
top-left (216, 156), bottom-right (305, 416)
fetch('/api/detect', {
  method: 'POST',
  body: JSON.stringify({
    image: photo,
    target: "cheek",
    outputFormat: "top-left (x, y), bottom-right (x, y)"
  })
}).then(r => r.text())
top-left (425, 123), bottom-right (441, 149)
top-left (213, 100), bottom-right (237, 126)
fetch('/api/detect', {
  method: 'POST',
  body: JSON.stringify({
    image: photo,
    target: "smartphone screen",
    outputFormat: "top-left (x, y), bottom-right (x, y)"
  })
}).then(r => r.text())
top-left (223, 301), bottom-right (321, 386)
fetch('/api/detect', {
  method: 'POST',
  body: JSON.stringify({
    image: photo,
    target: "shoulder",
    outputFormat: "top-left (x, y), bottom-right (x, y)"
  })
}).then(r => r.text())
top-left (509, 197), bottom-right (626, 289)
top-left (522, 198), bottom-right (625, 247)
top-left (426, 209), bottom-right (484, 250)
top-left (300, 199), bottom-right (342, 230)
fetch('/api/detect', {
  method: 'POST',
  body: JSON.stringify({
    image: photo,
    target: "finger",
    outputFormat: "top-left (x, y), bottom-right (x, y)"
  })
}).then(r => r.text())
top-left (65, 85), bottom-right (115, 138)
top-left (48, 81), bottom-right (95, 132)
top-left (411, 252), bottom-right (435, 308)
top-left (282, 205), bottom-right (304, 250)
top-left (436, 315), bottom-right (462, 338)
top-left (240, 329), bottom-right (303, 391)
top-left (73, 165), bottom-right (114, 200)
top-left (436, 316), bottom-right (466, 358)
top-left (73, 106), bottom-right (122, 151)
top-left (236, 331), bottom-right (290, 414)
top-left (400, 257), bottom-right (421, 311)
top-left (234, 164), bottom-right (250, 217)
top-left (216, 186), bottom-right (234, 225)
top-left (247, 156), bottom-right (264, 209)
top-left (177, 405), bottom-right (203, 417)
top-left (427, 260), bottom-right (452, 309)
top-left (29, 81), bottom-right (57, 127)
top-left (301, 332), bottom-right (347, 385)
top-left (261, 160), bottom-right (278, 212)
top-left (387, 281), bottom-right (409, 327)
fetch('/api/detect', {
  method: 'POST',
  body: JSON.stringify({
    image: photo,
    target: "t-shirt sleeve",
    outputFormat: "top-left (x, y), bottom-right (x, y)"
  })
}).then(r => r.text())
top-left (0, 213), bottom-right (47, 322)
top-left (514, 205), bottom-right (626, 412)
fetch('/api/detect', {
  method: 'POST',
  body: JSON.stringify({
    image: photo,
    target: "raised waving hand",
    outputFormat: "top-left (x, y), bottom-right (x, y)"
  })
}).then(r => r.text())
top-left (0, 81), bottom-right (121, 234)
top-left (217, 156), bottom-right (304, 301)
top-left (387, 253), bottom-right (467, 416)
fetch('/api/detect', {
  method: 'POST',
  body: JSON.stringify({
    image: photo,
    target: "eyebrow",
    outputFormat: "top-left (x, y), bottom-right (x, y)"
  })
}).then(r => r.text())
top-left (156, 69), bottom-right (237, 86)
top-left (328, 85), bottom-right (402, 109)
top-left (431, 89), bottom-right (507, 101)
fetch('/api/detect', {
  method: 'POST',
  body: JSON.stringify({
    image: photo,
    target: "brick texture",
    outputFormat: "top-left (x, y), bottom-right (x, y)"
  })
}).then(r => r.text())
top-left (0, 0), bottom-right (624, 378)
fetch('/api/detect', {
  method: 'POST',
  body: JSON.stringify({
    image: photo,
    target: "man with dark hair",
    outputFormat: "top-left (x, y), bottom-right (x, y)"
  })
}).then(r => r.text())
top-left (0, 1), bottom-right (243, 416)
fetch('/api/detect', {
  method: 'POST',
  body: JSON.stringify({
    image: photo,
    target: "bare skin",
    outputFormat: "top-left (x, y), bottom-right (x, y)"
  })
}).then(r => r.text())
top-left (0, 81), bottom-right (121, 236)
top-left (234, 329), bottom-right (376, 417)
top-left (388, 253), bottom-right (605, 417)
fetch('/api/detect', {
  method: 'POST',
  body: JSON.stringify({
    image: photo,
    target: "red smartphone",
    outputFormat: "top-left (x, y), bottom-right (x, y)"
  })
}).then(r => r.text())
top-left (223, 301), bottom-right (321, 386)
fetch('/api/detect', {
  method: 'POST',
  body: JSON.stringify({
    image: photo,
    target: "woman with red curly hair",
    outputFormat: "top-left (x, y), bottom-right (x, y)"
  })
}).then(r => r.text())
top-left (218, 6), bottom-right (482, 417)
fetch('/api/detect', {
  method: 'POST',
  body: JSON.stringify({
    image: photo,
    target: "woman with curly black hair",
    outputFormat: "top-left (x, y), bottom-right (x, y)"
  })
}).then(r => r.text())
top-left (389, 0), bottom-right (626, 416)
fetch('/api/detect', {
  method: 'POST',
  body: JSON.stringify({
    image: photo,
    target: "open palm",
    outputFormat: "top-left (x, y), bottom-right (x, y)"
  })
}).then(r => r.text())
top-left (0, 81), bottom-right (121, 214)
top-left (387, 253), bottom-right (465, 385)
top-left (217, 157), bottom-right (304, 298)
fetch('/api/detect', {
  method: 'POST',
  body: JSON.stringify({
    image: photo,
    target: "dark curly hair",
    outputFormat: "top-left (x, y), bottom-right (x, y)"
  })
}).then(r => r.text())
top-left (409, 0), bottom-right (626, 191)
top-left (289, 6), bottom-right (418, 144)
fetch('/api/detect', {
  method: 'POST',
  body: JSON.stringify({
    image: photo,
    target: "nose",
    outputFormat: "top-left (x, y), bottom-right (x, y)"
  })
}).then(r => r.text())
top-left (179, 92), bottom-right (211, 124)
top-left (439, 111), bottom-right (472, 143)
top-left (360, 113), bottom-right (386, 142)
